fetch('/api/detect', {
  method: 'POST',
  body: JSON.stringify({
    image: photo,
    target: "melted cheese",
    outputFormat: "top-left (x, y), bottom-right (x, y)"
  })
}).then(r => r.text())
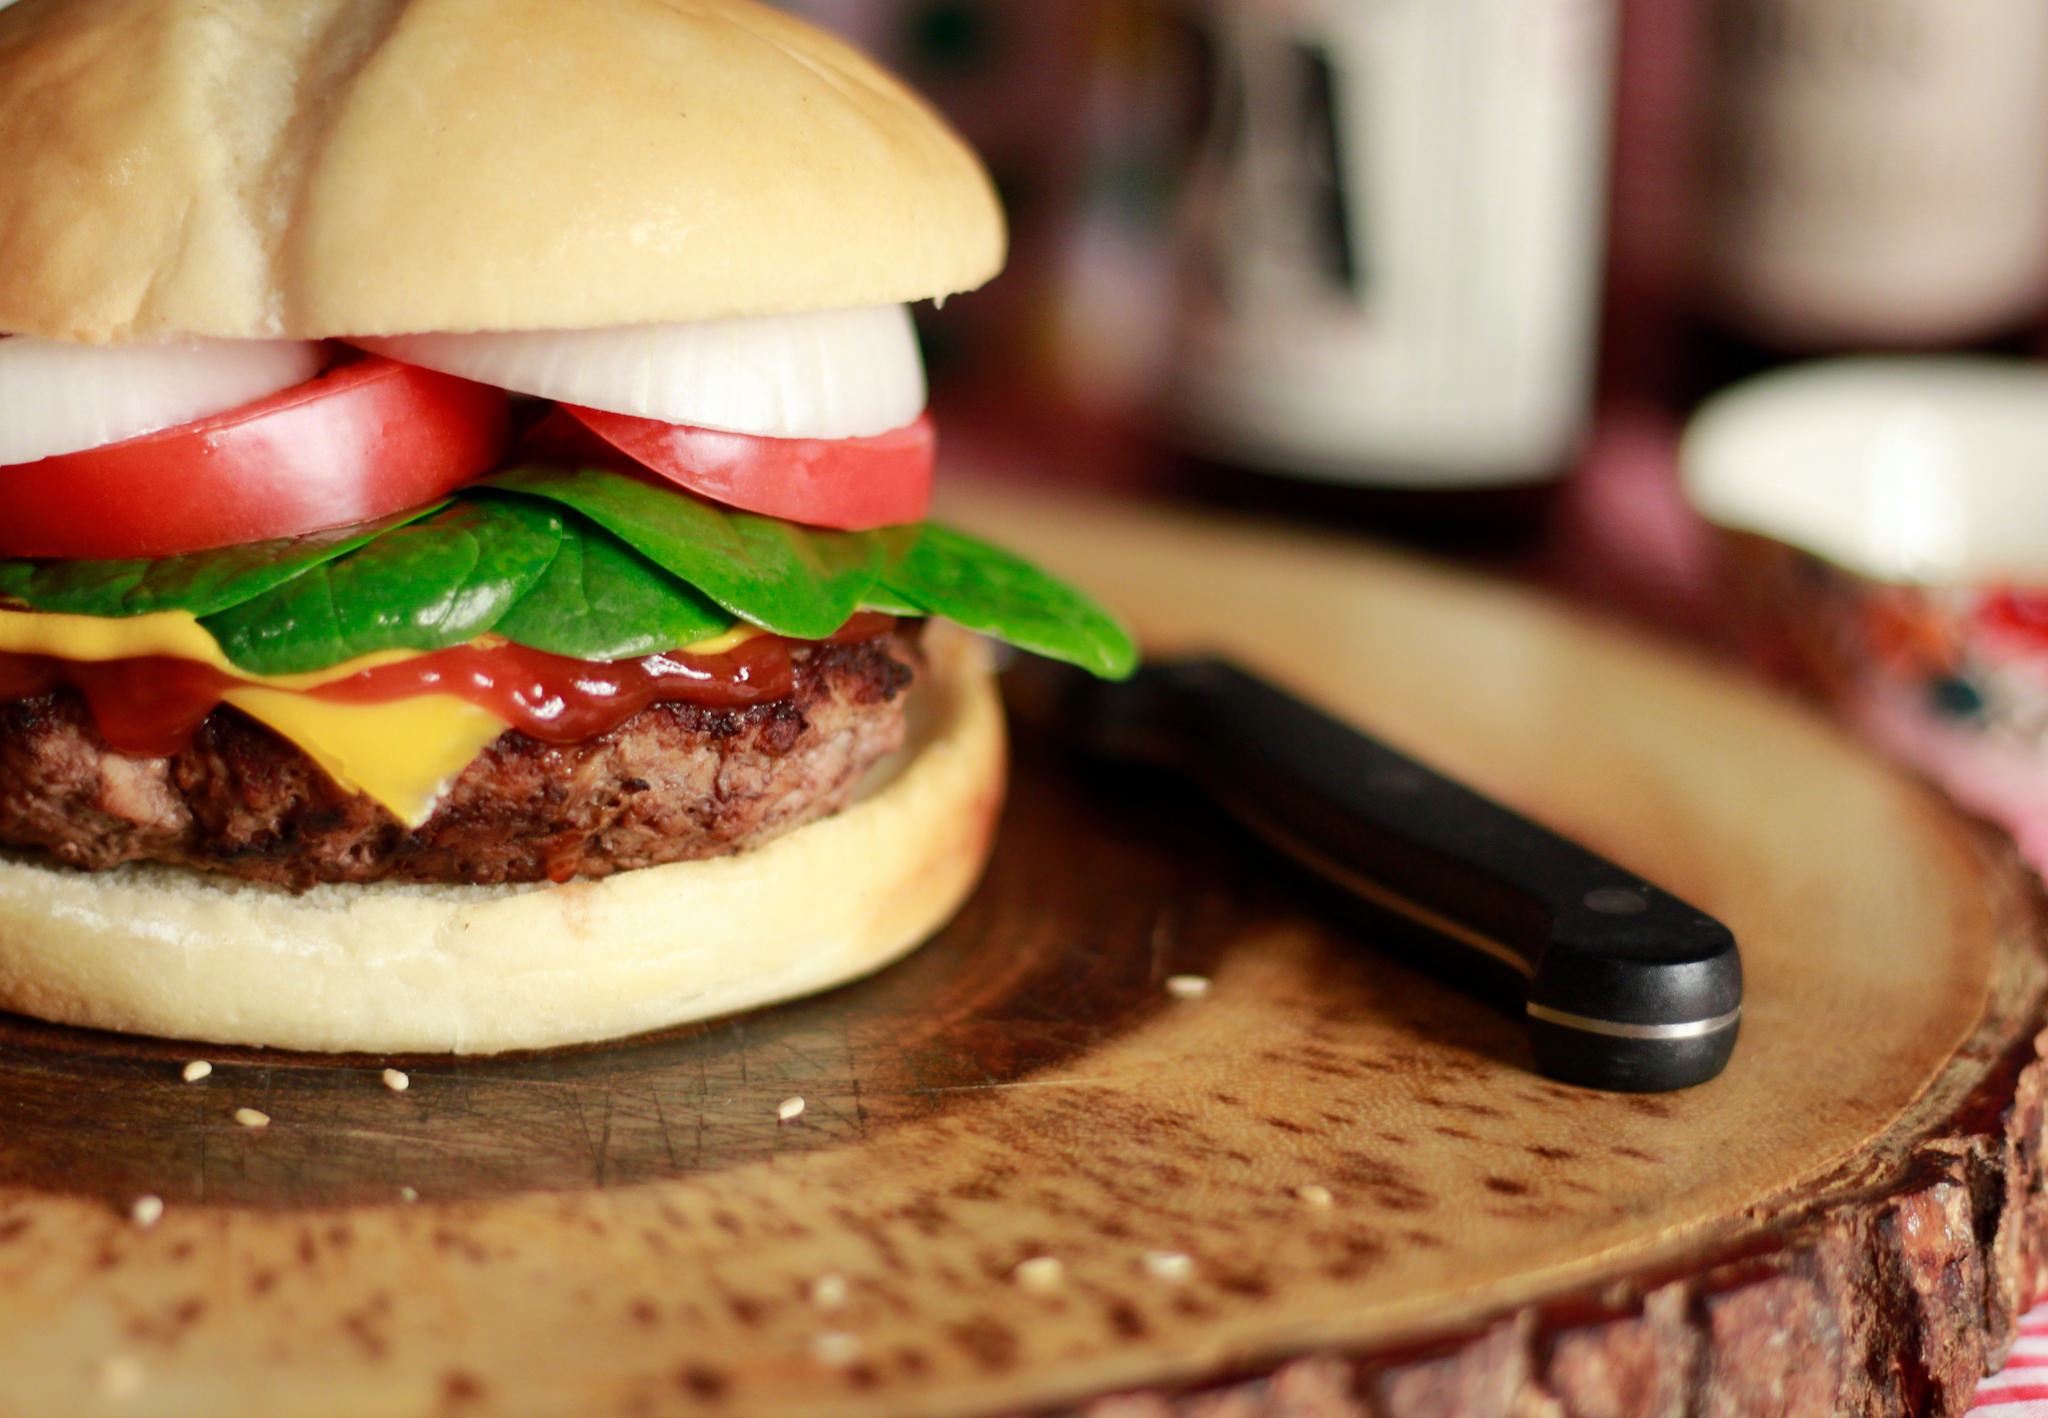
top-left (0, 607), bottom-right (759, 826)
top-left (0, 608), bottom-right (238, 666)
top-left (0, 608), bottom-right (424, 685)
top-left (671, 623), bottom-right (763, 657)
top-left (219, 688), bottom-right (509, 828)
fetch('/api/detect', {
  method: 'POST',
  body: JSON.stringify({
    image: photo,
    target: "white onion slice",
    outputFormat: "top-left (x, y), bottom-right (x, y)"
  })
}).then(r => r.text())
top-left (0, 336), bottom-right (325, 466)
top-left (355, 304), bottom-right (927, 440)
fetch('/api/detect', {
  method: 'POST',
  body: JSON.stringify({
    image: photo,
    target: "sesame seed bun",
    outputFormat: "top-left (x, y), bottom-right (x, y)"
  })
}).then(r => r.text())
top-left (0, 0), bottom-right (1006, 342)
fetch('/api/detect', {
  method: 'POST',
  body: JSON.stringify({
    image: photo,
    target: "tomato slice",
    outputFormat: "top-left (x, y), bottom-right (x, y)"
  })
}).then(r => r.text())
top-left (558, 405), bottom-right (935, 530)
top-left (0, 357), bottom-right (510, 559)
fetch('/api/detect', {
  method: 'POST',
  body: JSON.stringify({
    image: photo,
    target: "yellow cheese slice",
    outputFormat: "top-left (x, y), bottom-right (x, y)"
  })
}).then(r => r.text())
top-left (0, 607), bottom-right (759, 679)
top-left (0, 608), bottom-right (241, 667)
top-left (669, 623), bottom-right (763, 657)
top-left (219, 688), bottom-right (510, 829)
top-left (0, 608), bottom-right (425, 686)
top-left (0, 607), bottom-right (766, 825)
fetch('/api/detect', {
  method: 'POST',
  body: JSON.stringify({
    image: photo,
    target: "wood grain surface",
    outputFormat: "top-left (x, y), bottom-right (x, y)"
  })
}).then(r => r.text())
top-left (0, 483), bottom-right (2037, 1418)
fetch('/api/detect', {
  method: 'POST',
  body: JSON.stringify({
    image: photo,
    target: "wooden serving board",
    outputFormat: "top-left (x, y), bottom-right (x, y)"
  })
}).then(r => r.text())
top-left (0, 483), bottom-right (2043, 1418)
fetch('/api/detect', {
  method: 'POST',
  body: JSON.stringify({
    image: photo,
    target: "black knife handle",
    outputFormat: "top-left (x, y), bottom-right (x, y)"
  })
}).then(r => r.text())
top-left (1080, 658), bottom-right (1742, 1093)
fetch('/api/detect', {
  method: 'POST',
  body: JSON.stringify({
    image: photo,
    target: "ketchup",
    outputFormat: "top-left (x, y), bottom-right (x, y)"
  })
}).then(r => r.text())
top-left (0, 614), bottom-right (899, 758)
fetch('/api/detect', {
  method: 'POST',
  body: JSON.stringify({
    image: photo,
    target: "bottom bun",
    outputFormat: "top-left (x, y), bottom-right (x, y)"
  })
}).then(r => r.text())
top-left (0, 624), bottom-right (1005, 1054)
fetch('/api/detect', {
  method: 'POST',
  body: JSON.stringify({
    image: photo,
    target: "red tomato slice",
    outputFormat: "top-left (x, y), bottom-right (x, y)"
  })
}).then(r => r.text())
top-left (560, 405), bottom-right (935, 530)
top-left (0, 357), bottom-right (510, 559)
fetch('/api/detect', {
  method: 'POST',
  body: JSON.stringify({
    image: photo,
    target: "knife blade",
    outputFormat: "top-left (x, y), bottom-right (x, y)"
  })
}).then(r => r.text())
top-left (1005, 653), bottom-right (1742, 1093)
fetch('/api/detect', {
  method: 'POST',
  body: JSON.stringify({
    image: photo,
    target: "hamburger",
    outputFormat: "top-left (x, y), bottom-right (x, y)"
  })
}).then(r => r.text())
top-left (0, 0), bottom-right (1133, 1053)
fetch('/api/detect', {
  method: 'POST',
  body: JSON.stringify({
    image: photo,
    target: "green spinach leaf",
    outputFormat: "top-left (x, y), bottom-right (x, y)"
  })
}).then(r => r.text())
top-left (202, 499), bottom-right (564, 674)
top-left (879, 522), bottom-right (1137, 679)
top-left (491, 508), bottom-right (733, 660)
top-left (483, 466), bottom-right (890, 639)
top-left (0, 458), bottom-right (1137, 682)
top-left (0, 503), bottom-right (450, 619)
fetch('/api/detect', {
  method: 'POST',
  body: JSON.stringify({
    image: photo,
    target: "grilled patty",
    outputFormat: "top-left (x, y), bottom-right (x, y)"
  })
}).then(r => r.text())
top-left (0, 626), bottom-right (922, 890)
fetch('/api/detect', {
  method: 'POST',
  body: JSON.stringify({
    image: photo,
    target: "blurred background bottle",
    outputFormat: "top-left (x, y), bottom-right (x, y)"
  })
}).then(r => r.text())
top-left (1146, 0), bottom-right (1620, 542)
top-left (764, 0), bottom-right (2048, 562)
top-left (1692, 0), bottom-right (2048, 381)
top-left (772, 0), bottom-right (1622, 546)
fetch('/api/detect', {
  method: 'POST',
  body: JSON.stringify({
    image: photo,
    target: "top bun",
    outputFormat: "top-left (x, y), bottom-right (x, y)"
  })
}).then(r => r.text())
top-left (0, 0), bottom-right (1007, 342)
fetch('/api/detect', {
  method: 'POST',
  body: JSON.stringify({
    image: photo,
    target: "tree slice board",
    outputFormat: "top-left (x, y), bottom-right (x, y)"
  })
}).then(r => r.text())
top-left (0, 483), bottom-right (2039, 1418)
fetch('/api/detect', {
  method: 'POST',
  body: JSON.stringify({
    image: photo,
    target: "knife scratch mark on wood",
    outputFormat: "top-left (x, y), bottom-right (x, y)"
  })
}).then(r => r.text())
top-left (649, 1084), bottom-right (679, 1171)
top-left (911, 1079), bottom-right (1120, 1095)
top-left (1150, 906), bottom-right (1178, 982)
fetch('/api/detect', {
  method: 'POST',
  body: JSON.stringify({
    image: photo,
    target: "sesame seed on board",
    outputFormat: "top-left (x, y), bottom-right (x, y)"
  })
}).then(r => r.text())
top-left (1142, 1250), bottom-right (1194, 1282)
top-left (809, 1332), bottom-right (860, 1366)
top-left (98, 1356), bottom-right (144, 1399)
top-left (1013, 1256), bottom-right (1064, 1292)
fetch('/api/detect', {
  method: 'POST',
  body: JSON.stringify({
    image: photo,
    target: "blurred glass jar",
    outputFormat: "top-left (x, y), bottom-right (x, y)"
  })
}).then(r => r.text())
top-left (1150, 0), bottom-right (1620, 493)
top-left (1700, 0), bottom-right (2048, 351)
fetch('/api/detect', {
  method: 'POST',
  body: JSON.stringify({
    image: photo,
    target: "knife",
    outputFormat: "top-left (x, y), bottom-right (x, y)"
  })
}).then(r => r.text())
top-left (1005, 654), bottom-right (1742, 1093)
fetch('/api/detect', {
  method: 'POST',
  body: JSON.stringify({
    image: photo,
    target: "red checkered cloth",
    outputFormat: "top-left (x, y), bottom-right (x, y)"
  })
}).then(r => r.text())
top-left (1974, 1303), bottom-right (2048, 1413)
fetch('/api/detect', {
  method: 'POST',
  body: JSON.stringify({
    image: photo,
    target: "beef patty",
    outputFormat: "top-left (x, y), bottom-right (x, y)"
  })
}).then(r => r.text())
top-left (0, 625), bottom-right (923, 890)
